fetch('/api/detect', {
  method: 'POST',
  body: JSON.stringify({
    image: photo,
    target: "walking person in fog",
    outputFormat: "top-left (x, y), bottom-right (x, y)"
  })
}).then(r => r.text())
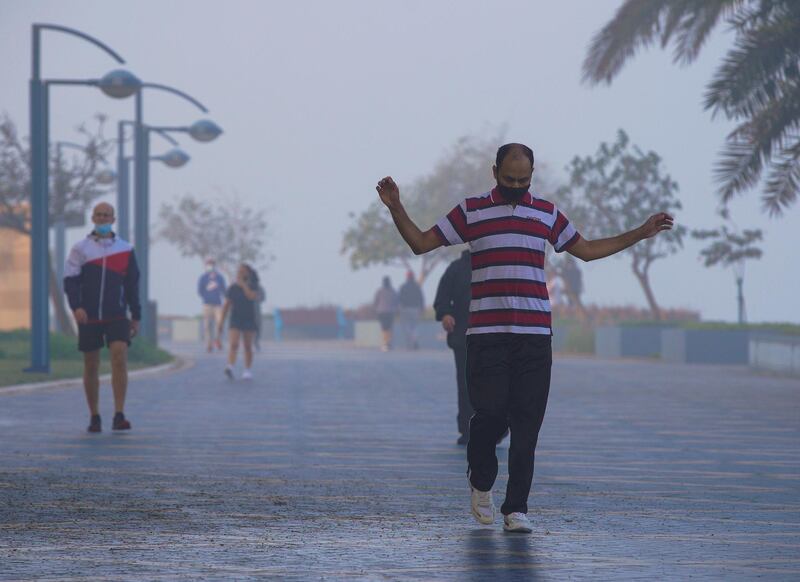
top-left (64, 202), bottom-right (140, 433)
top-left (434, 249), bottom-right (473, 445)
top-left (397, 270), bottom-right (425, 349)
top-left (376, 142), bottom-right (674, 533)
top-left (218, 264), bottom-right (260, 380)
top-left (373, 276), bottom-right (398, 352)
top-left (198, 258), bottom-right (227, 353)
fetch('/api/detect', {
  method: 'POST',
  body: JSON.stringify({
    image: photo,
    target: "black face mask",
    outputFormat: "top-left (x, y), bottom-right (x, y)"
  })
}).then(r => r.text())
top-left (497, 184), bottom-right (529, 203)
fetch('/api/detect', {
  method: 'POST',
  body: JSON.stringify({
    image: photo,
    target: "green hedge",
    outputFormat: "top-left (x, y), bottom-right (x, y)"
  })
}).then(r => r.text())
top-left (0, 329), bottom-right (172, 365)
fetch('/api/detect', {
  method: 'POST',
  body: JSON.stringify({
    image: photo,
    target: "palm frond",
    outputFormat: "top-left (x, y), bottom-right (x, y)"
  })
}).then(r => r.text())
top-left (669, 0), bottom-right (740, 65)
top-left (705, 2), bottom-right (800, 119)
top-left (583, 0), bottom-right (740, 85)
top-left (582, 0), bottom-right (672, 85)
top-left (762, 139), bottom-right (800, 216)
top-left (716, 79), bottom-right (800, 203)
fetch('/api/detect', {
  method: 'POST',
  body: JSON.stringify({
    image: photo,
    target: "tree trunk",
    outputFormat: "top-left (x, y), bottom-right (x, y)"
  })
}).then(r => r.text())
top-left (49, 251), bottom-right (76, 337)
top-left (633, 265), bottom-right (661, 320)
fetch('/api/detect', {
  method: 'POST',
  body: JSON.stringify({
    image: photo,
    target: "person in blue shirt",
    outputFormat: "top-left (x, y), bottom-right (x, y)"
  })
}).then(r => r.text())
top-left (197, 258), bottom-right (227, 352)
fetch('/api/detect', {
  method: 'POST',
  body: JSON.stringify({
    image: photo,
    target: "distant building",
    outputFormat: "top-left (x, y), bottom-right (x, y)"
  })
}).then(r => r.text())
top-left (0, 227), bottom-right (30, 330)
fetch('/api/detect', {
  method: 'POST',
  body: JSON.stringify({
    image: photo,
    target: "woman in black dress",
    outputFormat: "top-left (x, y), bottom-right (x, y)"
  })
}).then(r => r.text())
top-left (218, 264), bottom-right (260, 380)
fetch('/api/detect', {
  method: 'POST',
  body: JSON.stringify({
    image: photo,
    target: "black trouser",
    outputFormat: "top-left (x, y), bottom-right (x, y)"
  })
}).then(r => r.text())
top-left (466, 333), bottom-right (552, 515)
top-left (451, 341), bottom-right (473, 436)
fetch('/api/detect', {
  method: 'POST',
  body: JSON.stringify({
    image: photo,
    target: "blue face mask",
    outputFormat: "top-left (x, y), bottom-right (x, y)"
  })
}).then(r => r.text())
top-left (95, 223), bottom-right (113, 236)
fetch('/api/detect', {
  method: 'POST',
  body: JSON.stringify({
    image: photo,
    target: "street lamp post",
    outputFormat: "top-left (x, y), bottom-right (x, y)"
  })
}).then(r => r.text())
top-left (116, 120), bottom-right (179, 241)
top-left (28, 23), bottom-right (139, 373)
top-left (53, 141), bottom-right (86, 298)
top-left (116, 147), bottom-right (191, 235)
top-left (131, 85), bottom-right (221, 344)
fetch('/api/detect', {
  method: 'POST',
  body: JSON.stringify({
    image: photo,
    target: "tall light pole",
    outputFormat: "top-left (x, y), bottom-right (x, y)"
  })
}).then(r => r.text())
top-left (116, 120), bottom-right (179, 241)
top-left (53, 141), bottom-right (87, 297)
top-left (28, 23), bottom-right (139, 373)
top-left (132, 85), bottom-right (221, 343)
top-left (116, 147), bottom-right (191, 236)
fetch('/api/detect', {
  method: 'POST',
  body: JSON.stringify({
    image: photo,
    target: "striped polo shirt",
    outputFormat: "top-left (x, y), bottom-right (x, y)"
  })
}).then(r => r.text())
top-left (433, 188), bottom-right (581, 336)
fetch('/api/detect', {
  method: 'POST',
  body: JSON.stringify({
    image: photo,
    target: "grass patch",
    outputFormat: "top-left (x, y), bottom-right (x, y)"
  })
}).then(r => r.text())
top-left (0, 329), bottom-right (172, 387)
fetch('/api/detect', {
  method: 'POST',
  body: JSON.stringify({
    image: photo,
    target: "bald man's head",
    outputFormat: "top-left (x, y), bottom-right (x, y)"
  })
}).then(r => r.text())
top-left (495, 143), bottom-right (534, 172)
top-left (92, 202), bottom-right (115, 218)
top-left (92, 202), bottom-right (115, 237)
top-left (493, 143), bottom-right (535, 203)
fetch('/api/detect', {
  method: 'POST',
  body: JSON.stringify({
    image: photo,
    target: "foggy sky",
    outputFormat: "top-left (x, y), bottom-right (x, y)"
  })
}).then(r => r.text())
top-left (1, 0), bottom-right (798, 324)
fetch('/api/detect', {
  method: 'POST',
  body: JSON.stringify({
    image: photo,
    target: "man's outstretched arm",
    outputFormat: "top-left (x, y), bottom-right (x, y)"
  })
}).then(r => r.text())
top-left (567, 212), bottom-right (674, 262)
top-left (376, 176), bottom-right (443, 255)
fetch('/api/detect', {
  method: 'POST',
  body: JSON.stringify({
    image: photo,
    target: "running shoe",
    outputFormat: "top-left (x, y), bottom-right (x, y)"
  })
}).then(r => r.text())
top-left (112, 412), bottom-right (131, 431)
top-left (503, 512), bottom-right (532, 533)
top-left (241, 369), bottom-right (253, 381)
top-left (224, 366), bottom-right (234, 380)
top-left (469, 478), bottom-right (495, 525)
top-left (87, 414), bottom-right (101, 433)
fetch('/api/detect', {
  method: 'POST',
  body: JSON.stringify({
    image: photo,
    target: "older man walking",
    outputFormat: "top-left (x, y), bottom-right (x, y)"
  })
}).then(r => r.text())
top-left (64, 202), bottom-right (141, 433)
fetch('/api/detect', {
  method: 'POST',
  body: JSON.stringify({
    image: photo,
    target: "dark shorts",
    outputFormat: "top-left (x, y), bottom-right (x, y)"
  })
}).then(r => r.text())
top-left (78, 319), bottom-right (131, 352)
top-left (230, 318), bottom-right (258, 332)
top-left (378, 313), bottom-right (395, 331)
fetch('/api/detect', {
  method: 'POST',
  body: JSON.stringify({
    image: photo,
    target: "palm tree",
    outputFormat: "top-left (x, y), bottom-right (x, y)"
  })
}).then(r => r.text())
top-left (583, 0), bottom-right (800, 217)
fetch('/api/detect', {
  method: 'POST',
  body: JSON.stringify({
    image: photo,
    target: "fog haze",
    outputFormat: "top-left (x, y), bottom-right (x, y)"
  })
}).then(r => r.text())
top-left (1, 0), bottom-right (797, 323)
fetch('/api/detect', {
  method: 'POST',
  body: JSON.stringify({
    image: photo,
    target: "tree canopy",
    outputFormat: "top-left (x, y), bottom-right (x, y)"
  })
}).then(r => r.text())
top-left (342, 132), bottom-right (502, 283)
top-left (557, 130), bottom-right (687, 319)
top-left (157, 193), bottom-right (272, 277)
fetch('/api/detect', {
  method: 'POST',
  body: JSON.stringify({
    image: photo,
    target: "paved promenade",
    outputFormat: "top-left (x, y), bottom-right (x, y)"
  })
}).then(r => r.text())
top-left (1, 342), bottom-right (799, 580)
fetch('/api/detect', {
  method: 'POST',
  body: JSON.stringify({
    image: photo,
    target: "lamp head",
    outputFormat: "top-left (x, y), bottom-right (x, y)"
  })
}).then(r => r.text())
top-left (188, 119), bottom-right (223, 142)
top-left (160, 148), bottom-right (190, 168)
top-left (95, 168), bottom-right (116, 185)
top-left (98, 69), bottom-right (141, 99)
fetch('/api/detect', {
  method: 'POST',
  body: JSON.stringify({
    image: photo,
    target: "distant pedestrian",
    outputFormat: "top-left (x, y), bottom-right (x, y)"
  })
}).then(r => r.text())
top-left (434, 250), bottom-right (473, 445)
top-left (398, 270), bottom-right (425, 349)
top-left (64, 202), bottom-right (140, 433)
top-left (198, 258), bottom-right (227, 352)
top-left (219, 264), bottom-right (260, 380)
top-left (376, 142), bottom-right (674, 533)
top-left (373, 276), bottom-right (398, 352)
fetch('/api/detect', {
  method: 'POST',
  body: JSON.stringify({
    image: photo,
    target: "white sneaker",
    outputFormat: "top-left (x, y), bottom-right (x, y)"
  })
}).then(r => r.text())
top-left (469, 479), bottom-right (495, 525)
top-left (224, 366), bottom-right (234, 380)
top-left (241, 369), bottom-right (253, 380)
top-left (503, 512), bottom-right (532, 533)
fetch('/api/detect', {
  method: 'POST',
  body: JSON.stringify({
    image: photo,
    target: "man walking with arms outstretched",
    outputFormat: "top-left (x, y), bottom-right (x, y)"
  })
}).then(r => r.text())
top-left (64, 202), bottom-right (141, 433)
top-left (376, 143), bottom-right (673, 533)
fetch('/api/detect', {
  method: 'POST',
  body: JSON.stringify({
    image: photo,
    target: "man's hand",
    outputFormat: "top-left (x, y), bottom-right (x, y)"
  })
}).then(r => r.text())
top-left (73, 308), bottom-right (88, 325)
top-left (639, 212), bottom-right (674, 239)
top-left (130, 320), bottom-right (140, 338)
top-left (441, 315), bottom-right (456, 333)
top-left (376, 176), bottom-right (401, 211)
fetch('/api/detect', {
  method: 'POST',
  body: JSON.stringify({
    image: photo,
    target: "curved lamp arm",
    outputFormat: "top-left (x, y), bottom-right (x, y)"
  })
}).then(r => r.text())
top-left (151, 128), bottom-right (180, 146)
top-left (119, 120), bottom-right (179, 147)
top-left (142, 82), bottom-right (209, 113)
top-left (33, 24), bottom-right (125, 78)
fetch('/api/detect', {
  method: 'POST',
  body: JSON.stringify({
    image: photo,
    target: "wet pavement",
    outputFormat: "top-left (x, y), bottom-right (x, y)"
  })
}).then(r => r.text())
top-left (1, 342), bottom-right (799, 580)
